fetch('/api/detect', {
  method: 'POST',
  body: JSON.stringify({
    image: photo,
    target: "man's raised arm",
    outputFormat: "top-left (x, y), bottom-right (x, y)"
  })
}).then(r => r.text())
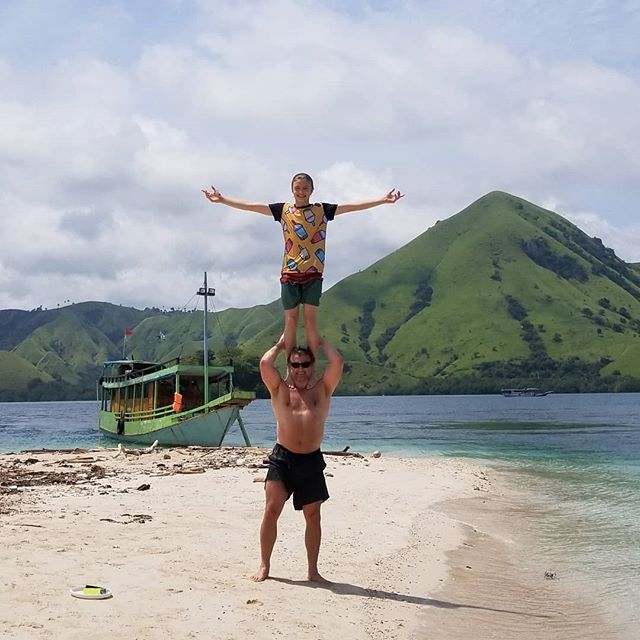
top-left (260, 335), bottom-right (286, 394)
top-left (202, 186), bottom-right (272, 216)
top-left (319, 338), bottom-right (344, 395)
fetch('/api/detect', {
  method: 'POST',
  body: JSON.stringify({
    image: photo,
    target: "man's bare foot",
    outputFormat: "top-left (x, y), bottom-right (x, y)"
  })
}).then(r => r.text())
top-left (308, 571), bottom-right (331, 584)
top-left (251, 565), bottom-right (269, 582)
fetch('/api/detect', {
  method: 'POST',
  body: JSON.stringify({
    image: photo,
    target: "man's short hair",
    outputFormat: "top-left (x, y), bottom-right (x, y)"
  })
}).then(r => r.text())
top-left (291, 173), bottom-right (314, 190)
top-left (287, 346), bottom-right (315, 364)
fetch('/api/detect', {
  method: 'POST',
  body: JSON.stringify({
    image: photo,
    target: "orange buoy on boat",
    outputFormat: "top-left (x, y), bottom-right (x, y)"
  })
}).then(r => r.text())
top-left (172, 392), bottom-right (183, 413)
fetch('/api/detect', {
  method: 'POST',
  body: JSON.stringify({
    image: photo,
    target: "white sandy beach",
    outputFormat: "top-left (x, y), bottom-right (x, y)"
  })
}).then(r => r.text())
top-left (0, 446), bottom-right (620, 639)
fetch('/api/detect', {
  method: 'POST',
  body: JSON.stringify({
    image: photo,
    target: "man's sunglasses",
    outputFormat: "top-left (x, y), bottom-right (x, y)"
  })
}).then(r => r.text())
top-left (289, 361), bottom-right (312, 369)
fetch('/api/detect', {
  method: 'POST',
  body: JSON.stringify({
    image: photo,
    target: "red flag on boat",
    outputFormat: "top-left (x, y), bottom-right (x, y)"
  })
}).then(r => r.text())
top-left (124, 328), bottom-right (134, 337)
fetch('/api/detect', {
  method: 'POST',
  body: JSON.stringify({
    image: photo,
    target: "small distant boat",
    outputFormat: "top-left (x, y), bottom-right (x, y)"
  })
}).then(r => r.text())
top-left (501, 387), bottom-right (553, 397)
top-left (97, 274), bottom-right (255, 446)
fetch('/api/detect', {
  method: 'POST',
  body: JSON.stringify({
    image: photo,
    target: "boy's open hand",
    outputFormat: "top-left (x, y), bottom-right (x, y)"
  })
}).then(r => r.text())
top-left (384, 189), bottom-right (404, 203)
top-left (202, 185), bottom-right (223, 203)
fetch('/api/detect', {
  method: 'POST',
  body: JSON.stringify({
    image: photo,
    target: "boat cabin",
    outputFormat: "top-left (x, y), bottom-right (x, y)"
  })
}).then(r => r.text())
top-left (98, 358), bottom-right (235, 419)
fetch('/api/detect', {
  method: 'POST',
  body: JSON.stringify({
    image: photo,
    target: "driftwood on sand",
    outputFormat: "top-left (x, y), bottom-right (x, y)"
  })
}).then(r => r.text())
top-left (115, 440), bottom-right (159, 458)
top-left (0, 445), bottom-right (371, 496)
top-left (322, 450), bottom-right (364, 458)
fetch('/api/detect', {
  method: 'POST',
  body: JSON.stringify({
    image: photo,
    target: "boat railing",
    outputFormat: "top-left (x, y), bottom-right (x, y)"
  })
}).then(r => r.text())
top-left (118, 390), bottom-right (255, 423)
top-left (120, 404), bottom-right (195, 422)
top-left (123, 404), bottom-right (176, 421)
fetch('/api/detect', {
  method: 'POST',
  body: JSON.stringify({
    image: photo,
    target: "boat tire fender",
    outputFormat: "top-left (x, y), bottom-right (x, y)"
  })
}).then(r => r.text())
top-left (117, 410), bottom-right (125, 435)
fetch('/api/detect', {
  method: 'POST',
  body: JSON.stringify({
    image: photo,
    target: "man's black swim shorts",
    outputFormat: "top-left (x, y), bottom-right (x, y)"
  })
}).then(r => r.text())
top-left (265, 443), bottom-right (329, 510)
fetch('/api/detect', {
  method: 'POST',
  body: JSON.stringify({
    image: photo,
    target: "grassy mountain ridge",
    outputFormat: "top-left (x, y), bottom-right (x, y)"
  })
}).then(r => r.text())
top-left (1, 191), bottom-right (639, 399)
top-left (14, 314), bottom-right (114, 386)
top-left (0, 308), bottom-right (58, 351)
top-left (0, 351), bottom-right (54, 393)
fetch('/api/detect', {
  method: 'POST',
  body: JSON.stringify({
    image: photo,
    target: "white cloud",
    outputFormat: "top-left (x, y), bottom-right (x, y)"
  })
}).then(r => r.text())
top-left (0, 0), bottom-right (639, 313)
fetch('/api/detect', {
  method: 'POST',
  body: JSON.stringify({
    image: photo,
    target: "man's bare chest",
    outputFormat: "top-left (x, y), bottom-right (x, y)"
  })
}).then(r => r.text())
top-left (280, 386), bottom-right (324, 415)
top-left (287, 392), bottom-right (320, 412)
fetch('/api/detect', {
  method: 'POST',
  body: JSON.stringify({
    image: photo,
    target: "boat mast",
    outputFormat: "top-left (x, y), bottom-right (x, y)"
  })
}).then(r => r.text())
top-left (197, 272), bottom-right (215, 405)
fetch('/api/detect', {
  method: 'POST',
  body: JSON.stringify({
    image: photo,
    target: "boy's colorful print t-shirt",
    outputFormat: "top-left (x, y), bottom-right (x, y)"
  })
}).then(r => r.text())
top-left (269, 203), bottom-right (337, 284)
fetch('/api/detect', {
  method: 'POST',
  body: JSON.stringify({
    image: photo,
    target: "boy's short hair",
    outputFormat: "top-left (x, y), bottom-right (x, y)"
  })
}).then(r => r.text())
top-left (291, 173), bottom-right (314, 190)
top-left (287, 346), bottom-right (315, 364)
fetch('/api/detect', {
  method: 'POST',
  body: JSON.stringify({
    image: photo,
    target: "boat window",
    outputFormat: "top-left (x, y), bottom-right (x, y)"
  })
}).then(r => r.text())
top-left (103, 387), bottom-right (112, 412)
top-left (158, 379), bottom-right (175, 408)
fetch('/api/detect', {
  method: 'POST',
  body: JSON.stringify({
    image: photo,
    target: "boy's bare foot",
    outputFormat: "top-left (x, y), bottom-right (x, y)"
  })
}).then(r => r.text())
top-left (308, 571), bottom-right (331, 584)
top-left (251, 565), bottom-right (270, 582)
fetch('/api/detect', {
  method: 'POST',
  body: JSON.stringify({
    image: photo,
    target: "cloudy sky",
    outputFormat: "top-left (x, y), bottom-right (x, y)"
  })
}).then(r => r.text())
top-left (1, 0), bottom-right (639, 313)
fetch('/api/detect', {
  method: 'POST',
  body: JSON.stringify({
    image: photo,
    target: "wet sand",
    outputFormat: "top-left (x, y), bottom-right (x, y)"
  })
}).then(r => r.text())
top-left (420, 468), bottom-right (628, 639)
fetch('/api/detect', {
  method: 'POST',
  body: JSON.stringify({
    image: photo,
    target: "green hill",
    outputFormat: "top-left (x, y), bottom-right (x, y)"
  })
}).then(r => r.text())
top-left (14, 313), bottom-right (114, 386)
top-left (317, 191), bottom-right (640, 392)
top-left (0, 351), bottom-right (55, 401)
top-left (1, 191), bottom-right (639, 399)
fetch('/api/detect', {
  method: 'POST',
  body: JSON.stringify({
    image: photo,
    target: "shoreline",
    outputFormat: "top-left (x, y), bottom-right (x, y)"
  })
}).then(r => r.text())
top-left (423, 467), bottom-right (627, 639)
top-left (0, 447), bottom-right (626, 639)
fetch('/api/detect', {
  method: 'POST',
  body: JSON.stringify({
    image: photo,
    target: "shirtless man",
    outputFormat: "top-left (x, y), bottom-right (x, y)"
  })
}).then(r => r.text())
top-left (251, 334), bottom-right (344, 583)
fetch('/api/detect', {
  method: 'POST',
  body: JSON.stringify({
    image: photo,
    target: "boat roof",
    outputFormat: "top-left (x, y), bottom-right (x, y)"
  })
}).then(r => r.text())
top-left (100, 358), bottom-right (235, 388)
top-left (101, 359), bottom-right (233, 373)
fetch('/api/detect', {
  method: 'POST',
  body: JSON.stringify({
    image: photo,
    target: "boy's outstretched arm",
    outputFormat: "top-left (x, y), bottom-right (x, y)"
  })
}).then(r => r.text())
top-left (202, 186), bottom-right (271, 216)
top-left (335, 189), bottom-right (404, 216)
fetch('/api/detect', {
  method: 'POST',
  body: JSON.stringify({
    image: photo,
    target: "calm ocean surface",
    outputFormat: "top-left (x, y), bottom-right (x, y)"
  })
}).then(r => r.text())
top-left (1, 393), bottom-right (639, 633)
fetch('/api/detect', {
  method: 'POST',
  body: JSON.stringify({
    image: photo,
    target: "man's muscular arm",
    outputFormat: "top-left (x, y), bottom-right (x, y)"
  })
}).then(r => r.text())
top-left (319, 338), bottom-right (344, 395)
top-left (260, 334), bottom-right (286, 395)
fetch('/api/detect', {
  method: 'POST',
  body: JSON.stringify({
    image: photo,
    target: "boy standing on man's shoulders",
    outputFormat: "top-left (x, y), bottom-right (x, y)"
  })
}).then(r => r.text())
top-left (203, 173), bottom-right (403, 358)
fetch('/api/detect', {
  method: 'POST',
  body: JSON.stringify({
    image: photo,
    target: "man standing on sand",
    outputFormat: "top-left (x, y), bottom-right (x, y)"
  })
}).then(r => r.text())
top-left (252, 335), bottom-right (344, 583)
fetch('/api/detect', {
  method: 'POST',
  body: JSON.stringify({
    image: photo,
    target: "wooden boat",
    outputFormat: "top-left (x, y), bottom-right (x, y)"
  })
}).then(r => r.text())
top-left (501, 387), bottom-right (553, 397)
top-left (97, 274), bottom-right (255, 446)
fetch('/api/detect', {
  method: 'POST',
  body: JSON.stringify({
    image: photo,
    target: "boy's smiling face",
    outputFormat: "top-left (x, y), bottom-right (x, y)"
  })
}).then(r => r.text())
top-left (291, 177), bottom-right (313, 206)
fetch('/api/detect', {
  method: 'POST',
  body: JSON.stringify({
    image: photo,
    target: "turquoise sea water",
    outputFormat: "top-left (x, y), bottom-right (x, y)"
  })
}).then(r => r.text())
top-left (1, 394), bottom-right (639, 633)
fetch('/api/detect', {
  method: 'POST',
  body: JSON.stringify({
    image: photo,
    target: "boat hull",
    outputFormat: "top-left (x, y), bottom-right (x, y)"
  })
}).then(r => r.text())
top-left (98, 393), bottom-right (254, 447)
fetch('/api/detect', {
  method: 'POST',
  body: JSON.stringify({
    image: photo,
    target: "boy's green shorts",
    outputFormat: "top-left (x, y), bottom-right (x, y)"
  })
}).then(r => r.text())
top-left (281, 279), bottom-right (323, 310)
